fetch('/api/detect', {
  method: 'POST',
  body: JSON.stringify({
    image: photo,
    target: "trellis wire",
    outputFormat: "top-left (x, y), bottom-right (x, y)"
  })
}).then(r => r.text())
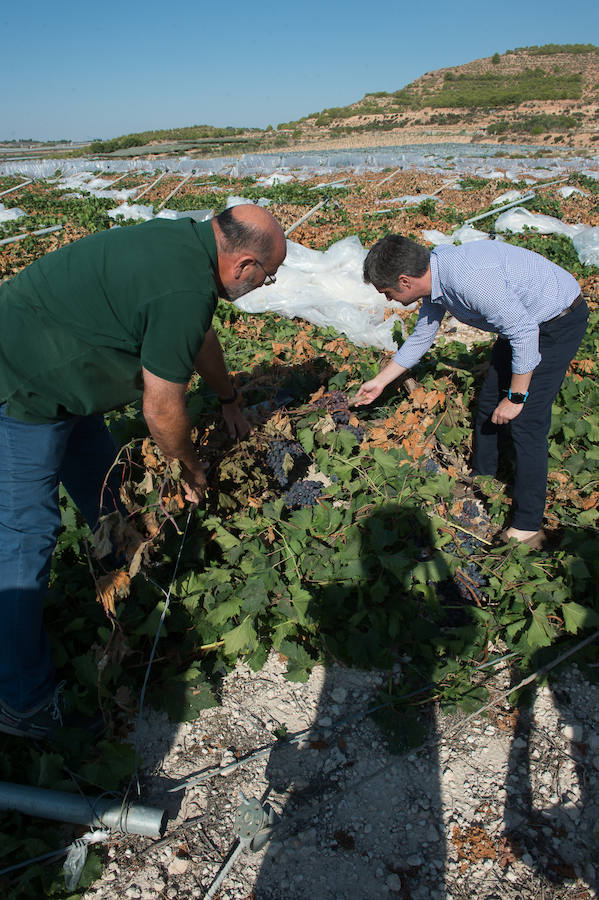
top-left (132, 505), bottom-right (195, 793)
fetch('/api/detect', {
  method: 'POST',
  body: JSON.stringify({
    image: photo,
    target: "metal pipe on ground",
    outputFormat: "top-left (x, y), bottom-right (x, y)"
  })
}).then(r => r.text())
top-left (0, 224), bottom-right (63, 246)
top-left (430, 178), bottom-right (460, 196)
top-left (464, 192), bottom-right (535, 226)
top-left (0, 782), bottom-right (167, 838)
top-left (157, 173), bottom-right (194, 210)
top-left (0, 179), bottom-right (32, 198)
top-left (284, 198), bottom-right (330, 237)
top-left (134, 171), bottom-right (167, 201)
top-left (377, 167), bottom-right (402, 188)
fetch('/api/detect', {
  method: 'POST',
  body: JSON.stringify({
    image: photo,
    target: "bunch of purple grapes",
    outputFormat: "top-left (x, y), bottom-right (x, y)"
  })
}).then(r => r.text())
top-left (312, 391), bottom-right (364, 442)
top-left (312, 390), bottom-right (350, 425)
top-left (266, 439), bottom-right (305, 486)
top-left (284, 480), bottom-right (324, 509)
top-left (340, 423), bottom-right (364, 442)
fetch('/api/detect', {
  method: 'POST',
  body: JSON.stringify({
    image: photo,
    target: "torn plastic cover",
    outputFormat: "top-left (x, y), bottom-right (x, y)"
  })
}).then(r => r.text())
top-left (424, 208), bottom-right (599, 267)
top-left (234, 235), bottom-right (403, 351)
top-left (494, 207), bottom-right (599, 266)
top-left (376, 194), bottom-right (443, 206)
top-left (0, 203), bottom-right (28, 222)
top-left (422, 224), bottom-right (495, 245)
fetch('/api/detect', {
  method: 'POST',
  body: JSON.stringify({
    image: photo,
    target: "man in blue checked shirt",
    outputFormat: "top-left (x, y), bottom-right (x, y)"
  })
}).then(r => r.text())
top-left (354, 236), bottom-right (589, 548)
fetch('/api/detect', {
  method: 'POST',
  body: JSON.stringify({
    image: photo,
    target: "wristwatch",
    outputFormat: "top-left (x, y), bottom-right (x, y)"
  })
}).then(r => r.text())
top-left (219, 387), bottom-right (239, 405)
top-left (508, 389), bottom-right (529, 404)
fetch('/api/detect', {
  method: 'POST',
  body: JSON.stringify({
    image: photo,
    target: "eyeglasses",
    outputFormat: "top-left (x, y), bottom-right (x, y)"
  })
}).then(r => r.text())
top-left (254, 258), bottom-right (276, 286)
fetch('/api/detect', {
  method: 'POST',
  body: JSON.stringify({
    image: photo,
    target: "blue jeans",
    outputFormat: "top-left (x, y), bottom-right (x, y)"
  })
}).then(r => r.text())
top-left (472, 299), bottom-right (589, 531)
top-left (0, 405), bottom-right (121, 712)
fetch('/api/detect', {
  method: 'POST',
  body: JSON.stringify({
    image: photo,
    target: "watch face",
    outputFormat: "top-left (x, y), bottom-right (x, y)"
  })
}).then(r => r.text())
top-left (509, 392), bottom-right (526, 404)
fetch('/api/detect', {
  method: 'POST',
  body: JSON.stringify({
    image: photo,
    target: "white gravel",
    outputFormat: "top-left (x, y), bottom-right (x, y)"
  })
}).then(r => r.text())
top-left (82, 650), bottom-right (599, 899)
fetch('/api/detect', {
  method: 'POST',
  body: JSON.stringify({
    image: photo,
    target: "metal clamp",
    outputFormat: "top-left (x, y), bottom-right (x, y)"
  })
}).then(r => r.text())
top-left (234, 792), bottom-right (278, 852)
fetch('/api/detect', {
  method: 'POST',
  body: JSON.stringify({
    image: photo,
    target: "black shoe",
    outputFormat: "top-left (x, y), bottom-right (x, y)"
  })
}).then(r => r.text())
top-left (0, 681), bottom-right (65, 739)
top-left (0, 683), bottom-right (107, 742)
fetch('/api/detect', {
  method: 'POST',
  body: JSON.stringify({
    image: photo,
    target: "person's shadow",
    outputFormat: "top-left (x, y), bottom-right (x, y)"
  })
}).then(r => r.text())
top-left (502, 526), bottom-right (599, 892)
top-left (249, 502), bottom-right (481, 900)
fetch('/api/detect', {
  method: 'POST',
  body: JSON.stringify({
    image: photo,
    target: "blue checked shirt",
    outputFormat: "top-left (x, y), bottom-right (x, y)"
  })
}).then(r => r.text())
top-left (393, 241), bottom-right (581, 374)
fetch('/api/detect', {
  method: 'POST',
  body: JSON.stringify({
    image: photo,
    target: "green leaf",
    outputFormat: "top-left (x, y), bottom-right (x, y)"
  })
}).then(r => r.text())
top-left (206, 596), bottom-right (243, 626)
top-left (298, 427), bottom-right (315, 454)
top-left (526, 604), bottom-right (555, 649)
top-left (281, 640), bottom-right (316, 682)
top-left (412, 553), bottom-right (451, 584)
top-left (290, 586), bottom-right (312, 625)
top-left (152, 671), bottom-right (217, 722)
top-left (223, 616), bottom-right (258, 655)
top-left (562, 602), bottom-right (599, 634)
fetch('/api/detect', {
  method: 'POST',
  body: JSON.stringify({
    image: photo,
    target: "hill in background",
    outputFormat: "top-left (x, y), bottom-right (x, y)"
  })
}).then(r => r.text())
top-left (6, 44), bottom-right (597, 160)
top-left (278, 44), bottom-right (599, 151)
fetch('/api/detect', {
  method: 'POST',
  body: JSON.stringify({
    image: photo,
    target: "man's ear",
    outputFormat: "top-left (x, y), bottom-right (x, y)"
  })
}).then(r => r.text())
top-left (232, 255), bottom-right (254, 280)
top-left (397, 273), bottom-right (411, 290)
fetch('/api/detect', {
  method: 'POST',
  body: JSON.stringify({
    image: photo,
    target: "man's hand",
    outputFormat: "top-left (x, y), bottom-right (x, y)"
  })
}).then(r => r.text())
top-left (222, 402), bottom-right (250, 440)
top-left (352, 360), bottom-right (408, 407)
top-left (181, 461), bottom-right (209, 505)
top-left (353, 378), bottom-right (386, 407)
top-left (491, 398), bottom-right (524, 425)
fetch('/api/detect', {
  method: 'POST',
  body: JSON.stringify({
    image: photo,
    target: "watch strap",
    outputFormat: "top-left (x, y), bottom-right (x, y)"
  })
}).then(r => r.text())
top-left (508, 389), bottom-right (529, 404)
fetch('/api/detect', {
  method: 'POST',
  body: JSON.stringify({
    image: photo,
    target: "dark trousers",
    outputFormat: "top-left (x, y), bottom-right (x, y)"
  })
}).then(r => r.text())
top-left (472, 300), bottom-right (589, 532)
top-left (0, 407), bottom-right (122, 712)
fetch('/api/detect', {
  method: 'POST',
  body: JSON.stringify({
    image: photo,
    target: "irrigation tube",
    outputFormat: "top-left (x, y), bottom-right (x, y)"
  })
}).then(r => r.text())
top-left (0, 782), bottom-right (167, 838)
top-left (464, 192), bottom-right (535, 225)
top-left (0, 224), bottom-right (63, 246)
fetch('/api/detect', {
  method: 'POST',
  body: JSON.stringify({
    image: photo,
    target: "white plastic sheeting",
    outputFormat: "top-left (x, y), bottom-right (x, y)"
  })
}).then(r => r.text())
top-left (494, 207), bottom-right (583, 237)
top-left (0, 203), bottom-right (27, 222)
top-left (2, 144), bottom-right (598, 185)
top-left (376, 194), bottom-right (443, 206)
top-left (422, 208), bottom-right (599, 266)
top-left (491, 190), bottom-right (522, 206)
top-left (572, 228), bottom-right (599, 267)
top-left (557, 186), bottom-right (588, 199)
top-left (494, 208), bottom-right (599, 267)
top-left (256, 173), bottom-right (294, 186)
top-left (234, 235), bottom-right (402, 351)
top-left (106, 204), bottom-right (213, 222)
top-left (107, 203), bottom-right (155, 221)
top-left (224, 196), bottom-right (272, 208)
top-left (422, 224), bottom-right (494, 245)
top-left (155, 208), bottom-right (213, 222)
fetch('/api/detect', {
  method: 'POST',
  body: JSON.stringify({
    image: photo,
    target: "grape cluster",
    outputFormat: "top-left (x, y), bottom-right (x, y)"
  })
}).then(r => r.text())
top-left (463, 560), bottom-right (485, 587)
top-left (312, 390), bottom-right (350, 425)
top-left (423, 457), bottom-right (440, 475)
top-left (340, 423), bottom-right (364, 442)
top-left (284, 480), bottom-right (324, 508)
top-left (442, 536), bottom-right (487, 605)
top-left (461, 500), bottom-right (480, 521)
top-left (266, 440), bottom-right (305, 487)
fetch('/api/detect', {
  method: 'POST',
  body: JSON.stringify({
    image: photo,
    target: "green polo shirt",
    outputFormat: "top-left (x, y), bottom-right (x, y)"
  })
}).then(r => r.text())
top-left (0, 218), bottom-right (219, 423)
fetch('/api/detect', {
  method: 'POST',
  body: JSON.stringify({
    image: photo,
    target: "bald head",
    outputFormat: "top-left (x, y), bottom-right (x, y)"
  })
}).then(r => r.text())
top-left (212, 204), bottom-right (286, 301)
top-left (214, 205), bottom-right (286, 264)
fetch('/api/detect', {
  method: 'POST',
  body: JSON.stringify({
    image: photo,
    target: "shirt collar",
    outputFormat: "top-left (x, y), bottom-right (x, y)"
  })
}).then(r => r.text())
top-left (193, 219), bottom-right (218, 273)
top-left (429, 251), bottom-right (442, 301)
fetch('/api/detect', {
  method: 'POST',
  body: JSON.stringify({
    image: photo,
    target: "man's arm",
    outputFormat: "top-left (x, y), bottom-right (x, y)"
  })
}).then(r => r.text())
top-left (353, 360), bottom-right (409, 406)
top-left (194, 327), bottom-right (249, 438)
top-left (353, 299), bottom-right (444, 406)
top-left (491, 369), bottom-right (533, 425)
top-left (142, 367), bottom-right (207, 503)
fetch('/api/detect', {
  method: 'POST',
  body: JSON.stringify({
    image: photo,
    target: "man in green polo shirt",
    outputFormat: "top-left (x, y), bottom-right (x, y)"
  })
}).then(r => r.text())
top-left (0, 203), bottom-right (286, 738)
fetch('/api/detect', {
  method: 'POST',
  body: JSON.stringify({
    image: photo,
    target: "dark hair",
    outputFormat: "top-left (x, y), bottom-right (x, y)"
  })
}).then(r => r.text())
top-left (363, 235), bottom-right (430, 289)
top-left (215, 206), bottom-right (271, 257)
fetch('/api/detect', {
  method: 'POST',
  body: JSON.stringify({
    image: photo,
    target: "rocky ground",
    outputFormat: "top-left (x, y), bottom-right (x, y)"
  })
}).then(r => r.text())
top-left (74, 164), bottom-right (599, 900)
top-left (82, 648), bottom-right (599, 900)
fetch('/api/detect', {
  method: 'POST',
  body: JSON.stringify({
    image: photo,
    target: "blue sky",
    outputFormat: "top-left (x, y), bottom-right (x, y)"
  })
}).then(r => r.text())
top-left (2, 0), bottom-right (598, 141)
